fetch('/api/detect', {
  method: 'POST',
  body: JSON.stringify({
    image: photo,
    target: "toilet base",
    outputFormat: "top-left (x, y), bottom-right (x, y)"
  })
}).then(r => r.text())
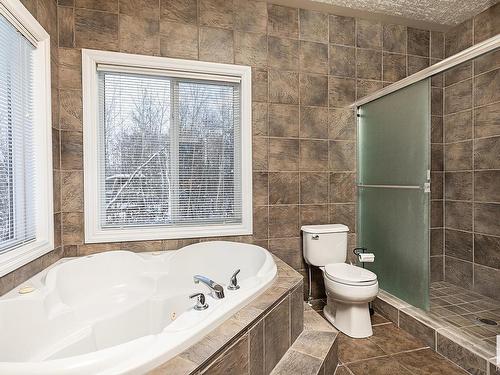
top-left (323, 300), bottom-right (373, 338)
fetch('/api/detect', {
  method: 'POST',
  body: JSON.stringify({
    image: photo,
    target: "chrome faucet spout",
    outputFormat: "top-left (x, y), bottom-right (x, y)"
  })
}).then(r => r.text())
top-left (193, 275), bottom-right (225, 299)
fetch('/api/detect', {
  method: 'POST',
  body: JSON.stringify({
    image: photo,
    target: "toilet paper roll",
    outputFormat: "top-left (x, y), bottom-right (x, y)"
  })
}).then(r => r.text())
top-left (358, 253), bottom-right (375, 263)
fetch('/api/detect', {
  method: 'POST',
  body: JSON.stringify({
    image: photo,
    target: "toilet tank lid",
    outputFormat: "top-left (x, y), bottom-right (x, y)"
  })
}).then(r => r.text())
top-left (301, 224), bottom-right (349, 234)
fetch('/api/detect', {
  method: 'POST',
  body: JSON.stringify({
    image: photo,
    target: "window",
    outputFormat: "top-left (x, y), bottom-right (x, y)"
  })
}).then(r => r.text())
top-left (0, 0), bottom-right (53, 276)
top-left (83, 50), bottom-right (252, 242)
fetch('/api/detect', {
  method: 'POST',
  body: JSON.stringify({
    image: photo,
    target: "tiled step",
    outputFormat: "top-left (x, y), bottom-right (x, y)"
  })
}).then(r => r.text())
top-left (270, 304), bottom-right (339, 375)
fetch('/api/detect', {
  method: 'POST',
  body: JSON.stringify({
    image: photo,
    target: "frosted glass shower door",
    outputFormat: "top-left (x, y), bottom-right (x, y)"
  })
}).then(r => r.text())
top-left (357, 79), bottom-right (431, 310)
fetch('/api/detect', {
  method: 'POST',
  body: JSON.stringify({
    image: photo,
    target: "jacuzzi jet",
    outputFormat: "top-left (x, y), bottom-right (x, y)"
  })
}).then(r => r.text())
top-left (476, 317), bottom-right (497, 326)
top-left (18, 285), bottom-right (35, 294)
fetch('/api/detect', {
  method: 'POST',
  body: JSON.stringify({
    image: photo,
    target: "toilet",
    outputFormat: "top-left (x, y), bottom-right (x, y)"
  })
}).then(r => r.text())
top-left (301, 224), bottom-right (378, 338)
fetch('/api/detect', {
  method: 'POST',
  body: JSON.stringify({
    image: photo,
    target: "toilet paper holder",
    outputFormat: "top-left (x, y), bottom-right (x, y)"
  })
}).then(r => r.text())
top-left (353, 247), bottom-right (375, 265)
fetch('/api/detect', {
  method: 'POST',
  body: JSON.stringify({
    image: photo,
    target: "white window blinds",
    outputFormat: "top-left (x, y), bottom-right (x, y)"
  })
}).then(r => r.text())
top-left (0, 14), bottom-right (36, 253)
top-left (98, 70), bottom-right (242, 229)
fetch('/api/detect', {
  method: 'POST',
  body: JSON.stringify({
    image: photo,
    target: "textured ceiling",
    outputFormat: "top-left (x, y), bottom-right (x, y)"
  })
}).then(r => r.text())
top-left (311, 0), bottom-right (497, 25)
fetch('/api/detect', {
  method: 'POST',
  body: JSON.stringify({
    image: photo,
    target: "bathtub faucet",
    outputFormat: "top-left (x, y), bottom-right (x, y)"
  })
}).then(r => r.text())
top-left (193, 275), bottom-right (225, 299)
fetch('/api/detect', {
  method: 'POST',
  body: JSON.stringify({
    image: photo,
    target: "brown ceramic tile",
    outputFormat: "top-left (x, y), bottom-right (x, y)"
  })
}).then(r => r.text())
top-left (445, 201), bottom-right (472, 231)
top-left (329, 204), bottom-right (355, 231)
top-left (268, 104), bottom-right (299, 137)
top-left (271, 349), bottom-right (322, 375)
top-left (329, 77), bottom-right (355, 107)
top-left (431, 30), bottom-right (444, 59)
top-left (160, 0), bottom-right (197, 24)
top-left (431, 256), bottom-right (444, 282)
top-left (264, 297), bottom-right (290, 373)
top-left (75, 0), bottom-right (118, 12)
top-left (474, 234), bottom-right (500, 269)
top-left (292, 329), bottom-right (336, 360)
top-left (473, 3), bottom-right (500, 44)
top-left (62, 212), bottom-right (84, 244)
top-left (407, 55), bottom-right (429, 75)
top-left (356, 19), bottom-right (382, 49)
top-left (58, 48), bottom-right (81, 90)
top-left (475, 170), bottom-right (500, 202)
top-left (269, 70), bottom-right (299, 104)
top-left (444, 61), bottom-right (472, 87)
top-left (382, 52), bottom-right (406, 82)
top-left (269, 138), bottom-right (299, 171)
top-left (383, 24), bottom-right (406, 53)
top-left (120, 0), bottom-right (158, 18)
top-left (431, 172), bottom-right (443, 200)
top-left (431, 87), bottom-right (443, 116)
top-left (269, 172), bottom-right (299, 204)
top-left (61, 171), bottom-right (83, 212)
top-left (269, 205), bottom-right (299, 238)
top-left (407, 27), bottom-right (429, 57)
top-left (329, 45), bottom-right (355, 78)
top-left (356, 49), bottom-right (382, 80)
top-left (475, 203), bottom-right (500, 236)
top-left (473, 264), bottom-right (500, 301)
top-left (300, 173), bottom-right (329, 204)
top-left (150, 356), bottom-right (197, 375)
top-left (431, 70), bottom-right (444, 88)
top-left (444, 172), bottom-right (472, 201)
top-left (431, 200), bottom-right (443, 227)
top-left (234, 32), bottom-right (267, 67)
top-left (290, 286), bottom-right (304, 343)
top-left (299, 140), bottom-right (329, 171)
top-left (268, 36), bottom-right (298, 70)
top-left (234, 0), bottom-right (267, 33)
top-left (160, 21), bottom-right (198, 60)
top-left (373, 297), bottom-right (398, 323)
top-left (300, 106), bottom-right (328, 139)
top-left (444, 141), bottom-right (472, 171)
top-left (58, 6), bottom-right (74, 48)
top-left (329, 108), bottom-right (355, 140)
top-left (474, 136), bottom-right (500, 170)
top-left (204, 335), bottom-right (249, 374)
top-left (474, 49), bottom-right (500, 75)
top-left (431, 116), bottom-right (443, 143)
top-left (444, 256), bottom-right (473, 289)
top-left (337, 334), bottom-right (385, 363)
top-left (199, 27), bottom-right (234, 63)
top-left (300, 204), bottom-right (329, 226)
top-left (59, 90), bottom-right (82, 131)
top-left (394, 348), bottom-right (470, 375)
top-left (474, 69), bottom-right (500, 107)
top-left (299, 41), bottom-right (328, 74)
top-left (299, 9), bottom-right (328, 43)
top-left (444, 111), bottom-right (472, 143)
top-left (120, 15), bottom-right (159, 55)
top-left (329, 141), bottom-right (355, 171)
top-left (253, 172), bottom-right (268, 206)
top-left (474, 102), bottom-right (500, 138)
top-left (252, 102), bottom-right (268, 136)
top-left (249, 320), bottom-right (264, 375)
top-left (436, 333), bottom-right (488, 374)
top-left (74, 9), bottom-right (118, 50)
top-left (348, 356), bottom-right (413, 375)
top-left (60, 131), bottom-right (83, 170)
top-left (329, 15), bottom-right (355, 46)
top-left (356, 80), bottom-right (383, 100)
top-left (329, 172), bottom-right (355, 203)
top-left (445, 20), bottom-right (472, 58)
top-left (253, 206), bottom-right (268, 239)
top-left (370, 324), bottom-right (426, 354)
top-left (267, 4), bottom-right (298, 39)
top-left (199, 0), bottom-right (233, 29)
top-left (252, 68), bottom-right (268, 102)
top-left (300, 74), bottom-right (328, 107)
top-left (252, 136), bottom-right (268, 171)
top-left (268, 238), bottom-right (304, 270)
top-left (445, 229), bottom-right (473, 261)
top-left (430, 228), bottom-right (444, 256)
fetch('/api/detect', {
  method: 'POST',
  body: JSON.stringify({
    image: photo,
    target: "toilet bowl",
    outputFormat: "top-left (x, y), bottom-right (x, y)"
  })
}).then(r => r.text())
top-left (301, 224), bottom-right (378, 338)
top-left (322, 263), bottom-right (378, 338)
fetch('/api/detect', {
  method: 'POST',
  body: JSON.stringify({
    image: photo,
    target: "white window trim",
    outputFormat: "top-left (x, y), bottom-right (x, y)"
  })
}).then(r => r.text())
top-left (82, 49), bottom-right (253, 243)
top-left (0, 0), bottom-right (53, 277)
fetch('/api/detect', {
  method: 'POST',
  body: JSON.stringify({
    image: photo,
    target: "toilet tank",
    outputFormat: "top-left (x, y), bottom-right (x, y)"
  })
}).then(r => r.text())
top-left (301, 224), bottom-right (349, 267)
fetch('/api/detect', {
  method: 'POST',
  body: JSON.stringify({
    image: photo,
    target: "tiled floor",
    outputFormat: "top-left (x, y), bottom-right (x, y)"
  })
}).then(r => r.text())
top-left (334, 313), bottom-right (470, 375)
top-left (430, 281), bottom-right (500, 347)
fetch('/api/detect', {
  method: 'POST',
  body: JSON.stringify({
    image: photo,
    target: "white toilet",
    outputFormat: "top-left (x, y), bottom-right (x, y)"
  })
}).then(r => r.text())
top-left (301, 224), bottom-right (378, 338)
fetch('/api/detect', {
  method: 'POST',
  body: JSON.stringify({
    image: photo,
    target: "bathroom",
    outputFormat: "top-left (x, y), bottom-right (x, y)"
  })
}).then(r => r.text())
top-left (0, 0), bottom-right (499, 373)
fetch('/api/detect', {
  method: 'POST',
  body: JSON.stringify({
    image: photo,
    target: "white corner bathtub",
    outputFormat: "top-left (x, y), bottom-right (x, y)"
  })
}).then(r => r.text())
top-left (0, 241), bottom-right (277, 374)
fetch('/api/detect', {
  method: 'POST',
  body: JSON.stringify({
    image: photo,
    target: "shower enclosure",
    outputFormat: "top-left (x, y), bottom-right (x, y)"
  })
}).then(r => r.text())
top-left (357, 79), bottom-right (431, 310)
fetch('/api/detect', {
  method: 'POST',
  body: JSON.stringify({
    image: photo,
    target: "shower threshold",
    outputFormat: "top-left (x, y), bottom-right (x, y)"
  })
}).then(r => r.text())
top-left (373, 282), bottom-right (500, 375)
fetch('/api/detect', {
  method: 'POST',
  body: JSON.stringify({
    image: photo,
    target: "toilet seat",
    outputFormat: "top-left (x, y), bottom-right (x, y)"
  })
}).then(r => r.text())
top-left (324, 263), bottom-right (377, 286)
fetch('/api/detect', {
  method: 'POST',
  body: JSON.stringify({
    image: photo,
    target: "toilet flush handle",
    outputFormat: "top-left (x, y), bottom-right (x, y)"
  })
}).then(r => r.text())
top-left (312, 234), bottom-right (319, 240)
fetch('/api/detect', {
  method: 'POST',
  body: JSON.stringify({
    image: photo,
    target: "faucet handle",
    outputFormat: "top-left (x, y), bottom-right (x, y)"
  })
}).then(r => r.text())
top-left (190, 292), bottom-right (209, 310)
top-left (228, 269), bottom-right (240, 290)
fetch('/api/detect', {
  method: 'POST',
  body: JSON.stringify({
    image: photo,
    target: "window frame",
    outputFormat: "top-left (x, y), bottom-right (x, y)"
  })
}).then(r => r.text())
top-left (0, 0), bottom-right (53, 276)
top-left (82, 49), bottom-right (253, 243)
